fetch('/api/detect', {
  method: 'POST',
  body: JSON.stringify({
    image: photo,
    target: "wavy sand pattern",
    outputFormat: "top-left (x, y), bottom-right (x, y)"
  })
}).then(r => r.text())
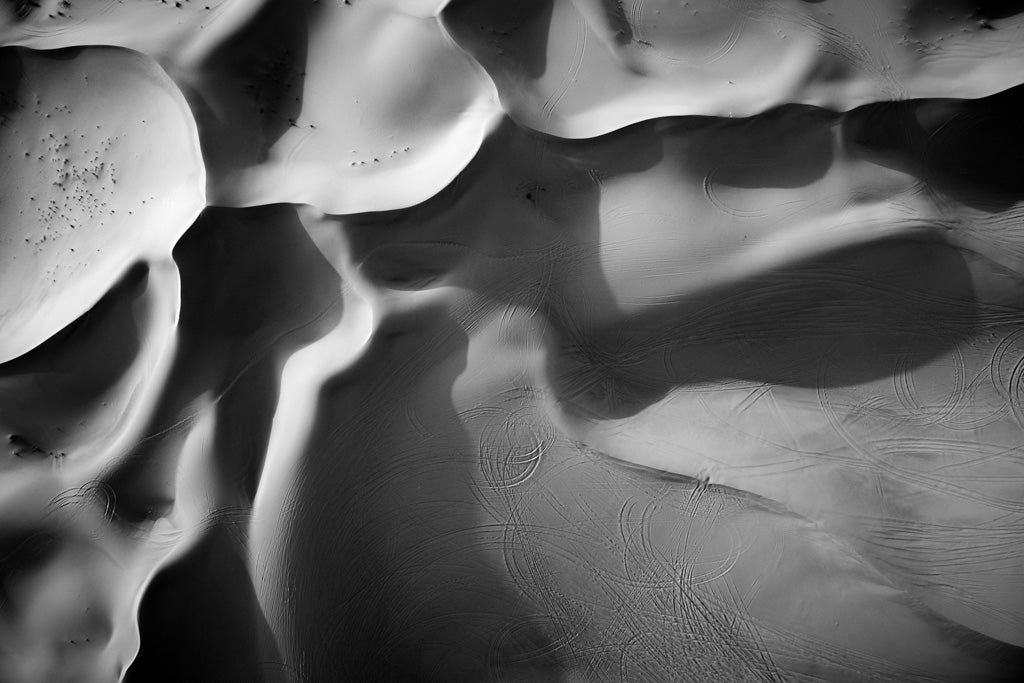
top-left (1, 1), bottom-right (1023, 681)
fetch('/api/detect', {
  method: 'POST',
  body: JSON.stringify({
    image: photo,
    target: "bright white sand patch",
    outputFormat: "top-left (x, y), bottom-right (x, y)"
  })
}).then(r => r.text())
top-left (0, 45), bottom-right (204, 363)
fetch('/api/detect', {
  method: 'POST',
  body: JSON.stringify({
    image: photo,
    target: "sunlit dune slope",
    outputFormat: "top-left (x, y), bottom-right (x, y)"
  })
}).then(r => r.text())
top-left (443, 0), bottom-right (1024, 137)
top-left (0, 1), bottom-right (1023, 682)
top-left (0, 45), bottom-right (204, 363)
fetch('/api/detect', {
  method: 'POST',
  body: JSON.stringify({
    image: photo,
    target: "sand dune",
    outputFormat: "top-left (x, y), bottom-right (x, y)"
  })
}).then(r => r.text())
top-left (1, 1), bottom-right (1023, 681)
top-left (0, 45), bottom-right (204, 363)
top-left (443, 0), bottom-right (1024, 137)
top-left (167, 0), bottom-right (502, 213)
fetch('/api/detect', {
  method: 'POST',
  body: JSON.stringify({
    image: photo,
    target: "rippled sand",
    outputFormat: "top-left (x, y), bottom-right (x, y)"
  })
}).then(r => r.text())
top-left (1, 1), bottom-right (1023, 681)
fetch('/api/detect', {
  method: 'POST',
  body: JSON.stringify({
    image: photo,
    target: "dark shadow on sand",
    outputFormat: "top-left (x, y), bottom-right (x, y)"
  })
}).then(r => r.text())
top-left (110, 205), bottom-right (341, 675)
top-left (338, 105), bottom-right (1003, 423)
top-left (0, 264), bottom-right (149, 462)
top-left (182, 0), bottom-right (324, 200)
top-left (845, 84), bottom-right (1024, 212)
top-left (125, 523), bottom-right (287, 683)
top-left (273, 303), bottom-right (568, 681)
top-left (443, 0), bottom-right (554, 80)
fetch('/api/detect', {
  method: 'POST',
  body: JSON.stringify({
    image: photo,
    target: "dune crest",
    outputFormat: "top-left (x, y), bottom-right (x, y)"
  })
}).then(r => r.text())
top-left (1, 2), bottom-right (1023, 681)
top-left (443, 0), bottom-right (1024, 137)
top-left (172, 0), bottom-right (502, 213)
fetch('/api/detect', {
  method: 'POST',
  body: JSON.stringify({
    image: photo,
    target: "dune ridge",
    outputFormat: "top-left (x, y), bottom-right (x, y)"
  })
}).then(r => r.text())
top-left (1, 1), bottom-right (1023, 681)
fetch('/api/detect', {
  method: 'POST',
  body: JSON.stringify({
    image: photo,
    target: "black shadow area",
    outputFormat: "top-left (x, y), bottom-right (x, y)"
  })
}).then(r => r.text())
top-left (0, 263), bottom-right (149, 462)
top-left (125, 523), bottom-right (286, 683)
top-left (182, 0), bottom-right (324, 198)
top-left (844, 84), bottom-right (1024, 211)
top-left (276, 304), bottom-right (567, 681)
top-left (110, 205), bottom-right (341, 676)
top-left (443, 0), bottom-right (554, 80)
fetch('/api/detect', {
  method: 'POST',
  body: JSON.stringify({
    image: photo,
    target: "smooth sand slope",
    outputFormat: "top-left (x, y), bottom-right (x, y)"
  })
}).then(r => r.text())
top-left (0, 45), bottom-right (204, 362)
top-left (444, 0), bottom-right (1024, 137)
top-left (1, 1), bottom-right (1023, 681)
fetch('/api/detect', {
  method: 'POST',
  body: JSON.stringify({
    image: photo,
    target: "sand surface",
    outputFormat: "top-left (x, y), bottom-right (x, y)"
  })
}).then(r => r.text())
top-left (1, 1), bottom-right (1023, 681)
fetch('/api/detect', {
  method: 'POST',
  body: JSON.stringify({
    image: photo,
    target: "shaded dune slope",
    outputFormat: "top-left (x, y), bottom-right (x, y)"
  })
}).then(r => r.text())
top-left (0, 2), bottom-right (1023, 681)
